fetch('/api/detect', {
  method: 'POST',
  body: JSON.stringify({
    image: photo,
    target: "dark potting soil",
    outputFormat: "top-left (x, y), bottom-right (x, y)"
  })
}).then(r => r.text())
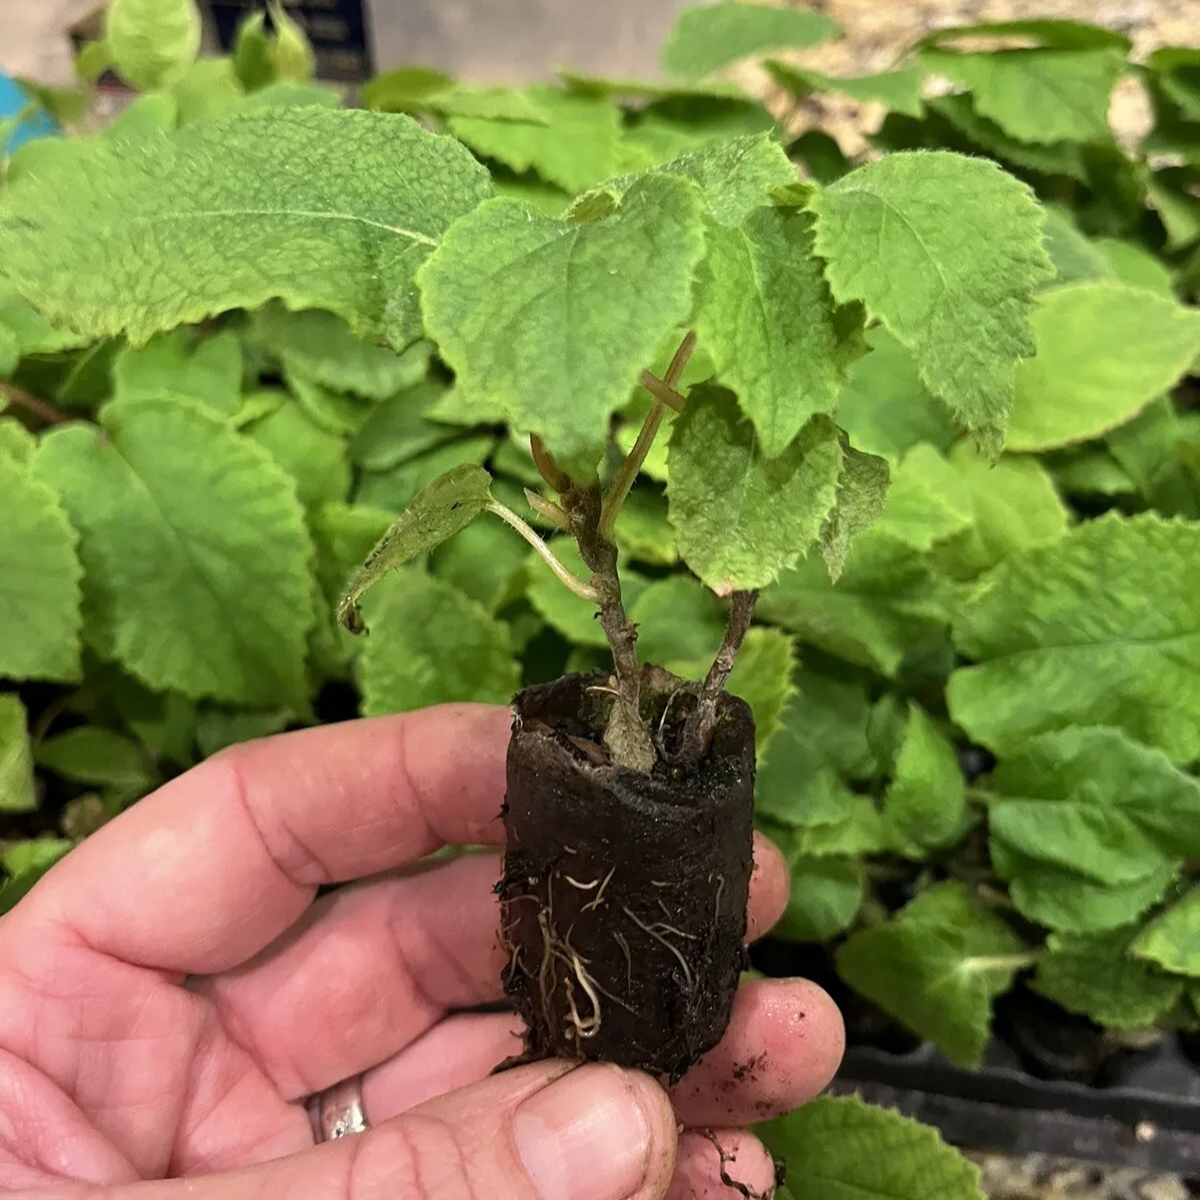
top-left (499, 668), bottom-right (756, 1083)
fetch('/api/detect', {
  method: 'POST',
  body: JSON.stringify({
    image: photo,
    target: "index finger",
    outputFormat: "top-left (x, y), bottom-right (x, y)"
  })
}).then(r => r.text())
top-left (4, 704), bottom-right (511, 975)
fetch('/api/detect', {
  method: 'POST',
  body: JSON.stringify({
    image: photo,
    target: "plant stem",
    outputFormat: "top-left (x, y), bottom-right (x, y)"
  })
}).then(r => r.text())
top-left (598, 330), bottom-right (696, 540)
top-left (523, 487), bottom-right (571, 531)
top-left (0, 383), bottom-right (70, 426)
top-left (484, 500), bottom-right (600, 602)
top-left (682, 589), bottom-right (759, 763)
top-left (530, 434), bottom-right (571, 493)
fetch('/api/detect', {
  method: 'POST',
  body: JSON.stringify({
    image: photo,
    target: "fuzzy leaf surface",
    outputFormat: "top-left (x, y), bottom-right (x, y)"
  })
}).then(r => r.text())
top-left (759, 1095), bottom-right (983, 1200)
top-left (32, 399), bottom-right (313, 708)
top-left (818, 443), bottom-right (891, 581)
top-left (809, 152), bottom-right (1052, 452)
top-left (661, 2), bottom-right (839, 77)
top-left (0, 696), bottom-right (36, 814)
top-left (668, 389), bottom-right (842, 590)
top-left (357, 571), bottom-right (519, 715)
top-left (107, 0), bottom-right (200, 90)
top-left (883, 704), bottom-right (966, 857)
top-left (1008, 284), bottom-right (1200, 451)
top-left (337, 464), bottom-right (492, 633)
top-left (419, 174), bottom-right (705, 463)
top-left (0, 108), bottom-right (491, 348)
top-left (1133, 887), bottom-right (1200, 976)
top-left (948, 514), bottom-right (1200, 762)
top-left (696, 204), bottom-right (859, 457)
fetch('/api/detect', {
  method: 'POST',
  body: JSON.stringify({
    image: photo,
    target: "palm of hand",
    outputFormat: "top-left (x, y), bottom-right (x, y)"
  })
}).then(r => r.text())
top-left (0, 706), bottom-right (842, 1199)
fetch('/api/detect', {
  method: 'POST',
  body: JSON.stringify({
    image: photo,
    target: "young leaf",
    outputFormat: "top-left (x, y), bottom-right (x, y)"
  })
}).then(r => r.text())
top-left (113, 330), bottom-right (244, 417)
top-left (107, 0), bottom-right (201, 91)
top-left (668, 390), bottom-right (842, 591)
top-left (766, 62), bottom-right (924, 117)
top-left (695, 203), bottom-right (860, 457)
top-left (356, 570), bottom-right (519, 715)
top-left (1007, 284), bottom-right (1200, 451)
top-left (0, 695), bottom-right (36, 814)
top-left (254, 303), bottom-right (433, 401)
top-left (986, 726), bottom-right (1200, 884)
top-left (759, 1095), bottom-right (984, 1200)
top-left (418, 174), bottom-right (705, 463)
top-left (1133, 887), bottom-right (1200, 975)
top-left (1035, 928), bottom-right (1184, 1027)
top-left (808, 152), bottom-right (1053, 453)
top-left (835, 329), bottom-right (958, 462)
top-left (448, 89), bottom-right (623, 195)
top-left (774, 856), bottom-right (864, 943)
top-left (34, 727), bottom-right (153, 791)
top-left (883, 704), bottom-right (966, 858)
top-left (836, 881), bottom-right (1028, 1066)
top-left (661, 2), bottom-right (839, 78)
top-left (0, 108), bottom-right (491, 349)
top-left (726, 627), bottom-right (797, 755)
top-left (336, 464), bottom-right (492, 633)
top-left (0, 454), bottom-right (83, 684)
top-left (759, 535), bottom-right (953, 677)
top-left (268, 0), bottom-right (316, 82)
top-left (32, 398), bottom-right (314, 708)
top-left (817, 444), bottom-right (890, 582)
top-left (948, 514), bottom-right (1200, 762)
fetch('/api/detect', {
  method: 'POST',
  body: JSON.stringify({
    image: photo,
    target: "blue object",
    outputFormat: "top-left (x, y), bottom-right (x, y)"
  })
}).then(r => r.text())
top-left (0, 72), bottom-right (59, 155)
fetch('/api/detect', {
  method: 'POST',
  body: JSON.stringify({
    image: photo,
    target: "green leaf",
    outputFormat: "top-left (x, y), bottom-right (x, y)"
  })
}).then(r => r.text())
top-left (668, 390), bottom-right (842, 591)
top-left (195, 708), bottom-right (291, 758)
top-left (0, 842), bottom-right (73, 916)
top-left (1035, 928), bottom-right (1183, 1027)
top-left (1107, 399), bottom-right (1200, 519)
top-left (809, 152), bottom-right (1053, 452)
top-left (448, 89), bottom-right (623, 194)
top-left (2, 836), bottom-right (73, 877)
top-left (948, 514), bottom-right (1200, 762)
top-left (774, 856), bottom-right (864, 942)
top-left (935, 446), bottom-right (1069, 578)
top-left (1095, 238), bottom-right (1176, 296)
top-left (883, 704), bottom-right (966, 857)
top-left (759, 1095), bottom-right (983, 1200)
top-left (624, 98), bottom-right (777, 164)
top-left (917, 19), bottom-right (1130, 52)
top-left (1039, 207), bottom-right (1115, 285)
top-left (0, 454), bottom-right (83, 684)
top-left (32, 398), bottom-right (313, 708)
top-left (419, 173), bottom-right (704, 463)
top-left (766, 61), bottom-right (924, 117)
top-left (430, 516), bottom-right (527, 614)
top-left (760, 535), bottom-right (953, 677)
top-left (696, 203), bottom-right (859, 457)
top-left (628, 575), bottom-right (724, 669)
top-left (835, 328), bottom-right (958, 462)
top-left (113, 329), bottom-right (244, 417)
top-left (613, 488), bottom-right (677, 566)
top-left (759, 758), bottom-right (858, 830)
top-left (919, 48), bottom-right (1126, 145)
top-left (1007, 284), bottom-right (1200, 451)
top-left (817, 442), bottom-right (890, 582)
top-left (107, 0), bottom-right (201, 91)
top-left (767, 796), bottom-right (886, 857)
top-left (356, 570), bottom-right (519, 715)
top-left (244, 397), bottom-right (350, 509)
top-left (34, 727), bottom-right (152, 790)
top-left (873, 444), bottom-right (973, 553)
top-left (348, 381), bottom-right (457, 472)
top-left (661, 2), bottom-right (839, 78)
top-left (986, 726), bottom-right (1200, 884)
top-left (836, 881), bottom-right (1028, 1065)
top-left (726, 627), bottom-right (797, 756)
top-left (336, 464), bottom-right (493, 633)
top-left (172, 58), bottom-right (245, 123)
top-left (311, 501), bottom-right (396, 603)
top-left (1133, 887), bottom-right (1200, 976)
top-left (993, 839), bottom-right (1176, 934)
top-left (233, 10), bottom-right (274, 90)
top-left (356, 435), bottom-right (496, 513)
top-left (267, 0), bottom-right (316, 81)
top-left (766, 671), bottom-right (876, 785)
top-left (255, 303), bottom-right (432, 401)
top-left (288, 375), bottom-right (371, 437)
top-left (0, 282), bottom-right (90, 357)
top-left (0, 695), bottom-right (36, 813)
top-left (0, 108), bottom-right (491, 349)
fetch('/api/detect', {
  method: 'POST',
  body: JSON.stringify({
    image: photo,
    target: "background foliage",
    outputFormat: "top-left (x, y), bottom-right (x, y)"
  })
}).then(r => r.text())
top-left (4, 2), bottom-right (1200, 1195)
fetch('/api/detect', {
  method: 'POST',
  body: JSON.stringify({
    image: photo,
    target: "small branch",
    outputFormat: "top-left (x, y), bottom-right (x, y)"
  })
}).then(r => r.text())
top-left (598, 330), bottom-right (696, 540)
top-left (0, 383), bottom-right (70, 426)
top-left (682, 590), bottom-right (759, 763)
top-left (636, 370), bottom-right (685, 413)
top-left (485, 500), bottom-right (600, 602)
top-left (530, 434), bottom-right (571, 493)
top-left (523, 487), bottom-right (571, 531)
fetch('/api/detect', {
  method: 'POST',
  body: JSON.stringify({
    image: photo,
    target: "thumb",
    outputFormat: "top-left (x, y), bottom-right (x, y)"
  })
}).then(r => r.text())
top-left (31, 1061), bottom-right (678, 1200)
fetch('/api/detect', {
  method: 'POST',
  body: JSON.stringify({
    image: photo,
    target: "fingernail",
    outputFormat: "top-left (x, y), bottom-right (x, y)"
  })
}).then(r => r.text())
top-left (514, 1064), bottom-right (654, 1200)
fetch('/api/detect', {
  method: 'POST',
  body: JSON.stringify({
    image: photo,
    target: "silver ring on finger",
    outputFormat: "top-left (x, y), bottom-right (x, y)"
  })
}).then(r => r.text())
top-left (307, 1075), bottom-right (370, 1142)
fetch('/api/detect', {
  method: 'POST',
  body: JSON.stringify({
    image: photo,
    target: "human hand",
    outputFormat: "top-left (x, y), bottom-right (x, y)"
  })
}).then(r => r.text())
top-left (0, 704), bottom-right (843, 1199)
